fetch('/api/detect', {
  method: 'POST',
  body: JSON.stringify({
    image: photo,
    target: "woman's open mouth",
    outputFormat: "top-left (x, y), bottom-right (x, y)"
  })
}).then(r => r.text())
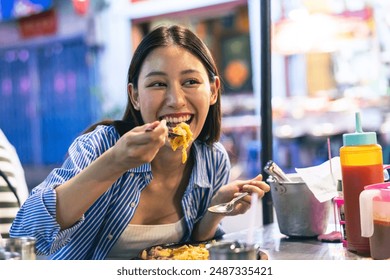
top-left (160, 114), bottom-right (193, 128)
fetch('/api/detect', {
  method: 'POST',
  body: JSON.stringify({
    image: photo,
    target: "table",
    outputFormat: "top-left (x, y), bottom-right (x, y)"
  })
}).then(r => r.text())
top-left (222, 222), bottom-right (371, 260)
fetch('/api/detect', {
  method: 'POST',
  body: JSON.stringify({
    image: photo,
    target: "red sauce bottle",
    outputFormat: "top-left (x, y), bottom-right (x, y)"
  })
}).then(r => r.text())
top-left (340, 112), bottom-right (384, 255)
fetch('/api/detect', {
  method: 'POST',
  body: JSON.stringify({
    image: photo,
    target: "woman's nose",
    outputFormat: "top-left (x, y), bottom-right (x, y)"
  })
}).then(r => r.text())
top-left (166, 84), bottom-right (186, 108)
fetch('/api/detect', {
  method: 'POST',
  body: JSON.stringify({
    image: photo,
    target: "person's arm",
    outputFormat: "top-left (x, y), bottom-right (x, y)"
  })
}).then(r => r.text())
top-left (192, 174), bottom-right (270, 241)
top-left (191, 209), bottom-right (224, 242)
top-left (55, 147), bottom-right (127, 229)
top-left (55, 121), bottom-right (168, 229)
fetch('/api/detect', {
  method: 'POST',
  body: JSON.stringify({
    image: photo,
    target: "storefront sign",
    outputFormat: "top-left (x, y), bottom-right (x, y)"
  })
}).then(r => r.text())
top-left (18, 9), bottom-right (57, 38)
top-left (0, 0), bottom-right (53, 21)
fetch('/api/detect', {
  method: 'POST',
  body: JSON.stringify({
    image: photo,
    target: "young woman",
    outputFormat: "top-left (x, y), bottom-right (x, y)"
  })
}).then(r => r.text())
top-left (10, 25), bottom-right (270, 259)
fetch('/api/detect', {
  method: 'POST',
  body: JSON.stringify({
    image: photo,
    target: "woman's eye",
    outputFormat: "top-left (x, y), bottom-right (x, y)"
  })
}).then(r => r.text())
top-left (149, 82), bottom-right (166, 88)
top-left (183, 79), bottom-right (200, 86)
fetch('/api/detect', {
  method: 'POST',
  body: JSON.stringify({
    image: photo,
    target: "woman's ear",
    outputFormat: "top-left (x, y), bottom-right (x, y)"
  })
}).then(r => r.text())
top-left (209, 76), bottom-right (220, 105)
top-left (128, 83), bottom-right (140, 110)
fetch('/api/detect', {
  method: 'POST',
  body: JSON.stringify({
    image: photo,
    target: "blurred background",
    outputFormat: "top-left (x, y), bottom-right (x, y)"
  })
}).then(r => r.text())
top-left (1, 0), bottom-right (390, 194)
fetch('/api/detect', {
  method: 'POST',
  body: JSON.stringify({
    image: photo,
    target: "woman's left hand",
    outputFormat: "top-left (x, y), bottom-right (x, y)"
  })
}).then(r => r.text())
top-left (210, 174), bottom-right (270, 216)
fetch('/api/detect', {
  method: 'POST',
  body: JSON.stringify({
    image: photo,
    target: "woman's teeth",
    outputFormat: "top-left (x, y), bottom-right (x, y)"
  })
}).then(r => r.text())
top-left (163, 116), bottom-right (191, 124)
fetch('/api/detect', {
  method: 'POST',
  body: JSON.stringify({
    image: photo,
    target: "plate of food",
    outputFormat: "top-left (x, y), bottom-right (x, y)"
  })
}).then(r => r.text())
top-left (136, 240), bottom-right (268, 260)
top-left (137, 241), bottom-right (212, 260)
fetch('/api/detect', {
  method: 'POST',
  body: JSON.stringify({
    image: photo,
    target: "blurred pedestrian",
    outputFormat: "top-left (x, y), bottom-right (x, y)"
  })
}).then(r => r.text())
top-left (0, 129), bottom-right (29, 238)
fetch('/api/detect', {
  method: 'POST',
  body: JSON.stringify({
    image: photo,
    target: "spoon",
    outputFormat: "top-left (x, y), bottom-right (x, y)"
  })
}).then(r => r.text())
top-left (208, 192), bottom-right (249, 214)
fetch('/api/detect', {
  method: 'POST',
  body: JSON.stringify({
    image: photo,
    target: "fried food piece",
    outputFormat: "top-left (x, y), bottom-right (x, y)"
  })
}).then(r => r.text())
top-left (169, 122), bottom-right (193, 163)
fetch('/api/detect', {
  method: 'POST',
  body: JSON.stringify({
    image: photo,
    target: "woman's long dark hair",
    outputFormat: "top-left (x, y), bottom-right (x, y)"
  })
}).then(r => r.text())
top-left (85, 25), bottom-right (222, 144)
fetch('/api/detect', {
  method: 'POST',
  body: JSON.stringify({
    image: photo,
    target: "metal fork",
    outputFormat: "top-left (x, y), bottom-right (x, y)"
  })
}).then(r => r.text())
top-left (168, 130), bottom-right (183, 138)
top-left (145, 127), bottom-right (183, 138)
top-left (145, 126), bottom-right (183, 138)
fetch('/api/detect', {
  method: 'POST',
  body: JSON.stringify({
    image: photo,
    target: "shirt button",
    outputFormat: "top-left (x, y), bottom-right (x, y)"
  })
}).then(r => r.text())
top-left (130, 202), bottom-right (136, 207)
top-left (186, 209), bottom-right (191, 217)
top-left (107, 234), bottom-right (113, 240)
top-left (129, 173), bottom-right (134, 178)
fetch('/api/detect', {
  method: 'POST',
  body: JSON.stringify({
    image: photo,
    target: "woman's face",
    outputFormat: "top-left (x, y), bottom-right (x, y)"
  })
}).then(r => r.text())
top-left (129, 45), bottom-right (219, 142)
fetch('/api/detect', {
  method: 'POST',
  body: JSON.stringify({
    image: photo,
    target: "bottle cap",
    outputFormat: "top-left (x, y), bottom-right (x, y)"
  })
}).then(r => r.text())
top-left (343, 112), bottom-right (377, 146)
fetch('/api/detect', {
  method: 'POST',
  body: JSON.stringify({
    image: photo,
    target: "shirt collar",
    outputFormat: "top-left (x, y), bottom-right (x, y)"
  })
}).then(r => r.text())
top-left (190, 141), bottom-right (212, 189)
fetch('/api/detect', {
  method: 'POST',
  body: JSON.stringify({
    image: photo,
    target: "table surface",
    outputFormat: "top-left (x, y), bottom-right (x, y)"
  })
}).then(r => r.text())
top-left (222, 222), bottom-right (371, 260)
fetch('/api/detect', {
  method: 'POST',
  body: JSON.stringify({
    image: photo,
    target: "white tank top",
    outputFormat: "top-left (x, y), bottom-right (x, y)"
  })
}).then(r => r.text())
top-left (105, 218), bottom-right (186, 260)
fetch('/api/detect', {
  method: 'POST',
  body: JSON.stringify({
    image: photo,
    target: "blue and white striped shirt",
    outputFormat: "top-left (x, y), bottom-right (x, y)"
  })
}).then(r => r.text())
top-left (10, 125), bottom-right (231, 259)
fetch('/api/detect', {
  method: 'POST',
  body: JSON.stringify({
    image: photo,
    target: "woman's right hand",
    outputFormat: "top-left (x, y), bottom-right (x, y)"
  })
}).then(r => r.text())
top-left (111, 120), bottom-right (168, 171)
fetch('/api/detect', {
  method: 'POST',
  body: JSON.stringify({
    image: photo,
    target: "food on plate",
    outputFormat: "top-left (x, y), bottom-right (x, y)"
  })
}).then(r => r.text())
top-left (140, 243), bottom-right (209, 260)
top-left (168, 122), bottom-right (193, 163)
